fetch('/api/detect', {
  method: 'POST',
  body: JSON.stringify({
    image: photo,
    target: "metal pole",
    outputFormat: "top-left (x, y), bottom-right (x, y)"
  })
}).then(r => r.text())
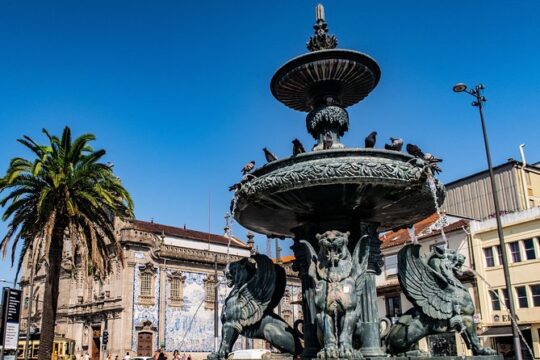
top-left (213, 254), bottom-right (219, 352)
top-left (475, 92), bottom-right (523, 359)
top-left (24, 247), bottom-right (35, 360)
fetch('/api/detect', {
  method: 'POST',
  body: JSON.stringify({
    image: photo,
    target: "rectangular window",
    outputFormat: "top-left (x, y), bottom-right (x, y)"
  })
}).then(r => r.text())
top-left (530, 284), bottom-right (540, 307)
top-left (509, 242), bottom-right (522, 263)
top-left (496, 245), bottom-right (503, 265)
top-left (205, 277), bottom-right (216, 303)
top-left (516, 286), bottom-right (529, 308)
top-left (141, 273), bottom-right (152, 297)
top-left (484, 247), bottom-right (495, 267)
top-left (385, 255), bottom-right (398, 277)
top-left (385, 294), bottom-right (402, 318)
top-left (523, 239), bottom-right (536, 260)
top-left (489, 290), bottom-right (501, 311)
top-left (501, 288), bottom-right (510, 309)
top-left (171, 278), bottom-right (180, 300)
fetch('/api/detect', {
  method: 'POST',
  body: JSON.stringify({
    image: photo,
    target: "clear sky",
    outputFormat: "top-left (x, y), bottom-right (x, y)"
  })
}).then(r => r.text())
top-left (1, 0), bottom-right (539, 282)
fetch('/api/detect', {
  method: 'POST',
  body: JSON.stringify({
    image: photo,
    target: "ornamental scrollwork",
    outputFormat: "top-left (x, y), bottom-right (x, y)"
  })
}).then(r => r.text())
top-left (237, 158), bottom-right (425, 199)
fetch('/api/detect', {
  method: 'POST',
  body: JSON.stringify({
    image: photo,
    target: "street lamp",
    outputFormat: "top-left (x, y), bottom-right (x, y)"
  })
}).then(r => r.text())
top-left (453, 83), bottom-right (523, 360)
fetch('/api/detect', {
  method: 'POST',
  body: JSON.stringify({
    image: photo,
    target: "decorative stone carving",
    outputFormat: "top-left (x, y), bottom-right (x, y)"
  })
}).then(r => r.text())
top-left (306, 5), bottom-right (338, 52)
top-left (306, 105), bottom-right (349, 137)
top-left (207, 255), bottom-right (302, 360)
top-left (383, 244), bottom-right (496, 356)
top-left (300, 231), bottom-right (370, 359)
top-left (135, 319), bottom-right (157, 333)
top-left (238, 156), bottom-right (425, 199)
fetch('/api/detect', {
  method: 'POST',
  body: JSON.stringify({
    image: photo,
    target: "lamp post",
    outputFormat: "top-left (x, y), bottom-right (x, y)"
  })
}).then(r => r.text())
top-left (453, 83), bottom-right (522, 360)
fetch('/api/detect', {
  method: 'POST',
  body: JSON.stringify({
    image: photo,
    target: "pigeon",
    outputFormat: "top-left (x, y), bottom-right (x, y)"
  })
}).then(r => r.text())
top-left (384, 137), bottom-right (403, 152)
top-left (323, 133), bottom-right (333, 150)
top-left (365, 131), bottom-right (377, 148)
top-left (241, 161), bottom-right (255, 175)
top-left (423, 153), bottom-right (442, 163)
top-left (406, 143), bottom-right (424, 158)
top-left (424, 153), bottom-right (443, 174)
top-left (228, 183), bottom-right (241, 192)
top-left (292, 138), bottom-right (306, 156)
top-left (263, 148), bottom-right (278, 163)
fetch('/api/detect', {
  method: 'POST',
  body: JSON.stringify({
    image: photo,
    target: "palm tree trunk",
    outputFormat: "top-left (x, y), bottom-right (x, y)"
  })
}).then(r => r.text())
top-left (37, 225), bottom-right (65, 360)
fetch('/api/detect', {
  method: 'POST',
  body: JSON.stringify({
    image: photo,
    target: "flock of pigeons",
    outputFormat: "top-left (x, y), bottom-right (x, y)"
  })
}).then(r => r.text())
top-left (238, 132), bottom-right (442, 180)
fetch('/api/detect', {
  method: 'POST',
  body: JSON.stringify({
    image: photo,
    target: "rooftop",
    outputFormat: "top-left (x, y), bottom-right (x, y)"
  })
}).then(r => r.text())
top-left (380, 213), bottom-right (469, 250)
top-left (125, 218), bottom-right (250, 250)
top-left (445, 159), bottom-right (540, 187)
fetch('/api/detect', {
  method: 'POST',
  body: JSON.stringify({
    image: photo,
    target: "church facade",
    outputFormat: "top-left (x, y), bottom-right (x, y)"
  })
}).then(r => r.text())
top-left (18, 218), bottom-right (301, 360)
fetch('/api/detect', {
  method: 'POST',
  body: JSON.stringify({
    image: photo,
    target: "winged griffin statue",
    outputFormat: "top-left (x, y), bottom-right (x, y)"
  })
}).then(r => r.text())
top-left (208, 254), bottom-right (302, 360)
top-left (383, 244), bottom-right (496, 356)
top-left (301, 230), bottom-right (370, 359)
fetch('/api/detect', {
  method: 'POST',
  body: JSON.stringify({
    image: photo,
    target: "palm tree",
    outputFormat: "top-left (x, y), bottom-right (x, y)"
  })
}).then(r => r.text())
top-left (0, 127), bottom-right (134, 360)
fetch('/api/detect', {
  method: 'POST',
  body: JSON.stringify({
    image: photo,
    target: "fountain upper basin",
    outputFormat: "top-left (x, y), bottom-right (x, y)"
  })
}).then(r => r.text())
top-left (233, 148), bottom-right (445, 238)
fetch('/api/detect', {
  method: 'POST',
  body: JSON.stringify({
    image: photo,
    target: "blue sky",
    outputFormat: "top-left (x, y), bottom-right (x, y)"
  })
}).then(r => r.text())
top-left (1, 0), bottom-right (539, 282)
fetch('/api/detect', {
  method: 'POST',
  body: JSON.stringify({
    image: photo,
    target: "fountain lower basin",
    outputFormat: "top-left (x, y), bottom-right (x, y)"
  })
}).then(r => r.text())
top-left (234, 148), bottom-right (445, 237)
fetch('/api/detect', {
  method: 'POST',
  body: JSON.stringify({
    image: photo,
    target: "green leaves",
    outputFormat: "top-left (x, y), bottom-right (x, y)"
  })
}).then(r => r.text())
top-left (0, 126), bottom-right (134, 279)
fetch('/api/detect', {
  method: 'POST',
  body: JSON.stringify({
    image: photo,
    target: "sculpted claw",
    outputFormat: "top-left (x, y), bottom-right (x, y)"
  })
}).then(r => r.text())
top-left (339, 345), bottom-right (355, 359)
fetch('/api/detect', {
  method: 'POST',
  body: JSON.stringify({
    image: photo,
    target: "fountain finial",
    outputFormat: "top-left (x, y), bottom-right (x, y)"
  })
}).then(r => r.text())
top-left (316, 4), bottom-right (325, 22)
top-left (307, 4), bottom-right (337, 51)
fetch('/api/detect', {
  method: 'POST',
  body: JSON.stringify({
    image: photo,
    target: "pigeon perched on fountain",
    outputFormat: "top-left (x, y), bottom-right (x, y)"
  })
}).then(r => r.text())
top-left (423, 153), bottom-right (442, 163)
top-left (323, 133), bottom-right (333, 150)
top-left (365, 131), bottom-right (377, 148)
top-left (263, 148), bottom-right (278, 163)
top-left (406, 143), bottom-right (424, 158)
top-left (423, 153), bottom-right (443, 174)
top-left (384, 137), bottom-right (403, 151)
top-left (292, 138), bottom-right (306, 156)
top-left (241, 161), bottom-right (255, 175)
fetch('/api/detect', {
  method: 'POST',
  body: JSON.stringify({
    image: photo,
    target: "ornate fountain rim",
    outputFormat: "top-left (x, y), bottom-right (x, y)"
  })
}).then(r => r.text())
top-left (236, 149), bottom-right (440, 200)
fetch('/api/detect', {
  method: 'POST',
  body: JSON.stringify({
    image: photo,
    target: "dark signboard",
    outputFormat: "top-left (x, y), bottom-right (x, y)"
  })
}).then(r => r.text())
top-left (1, 288), bottom-right (22, 351)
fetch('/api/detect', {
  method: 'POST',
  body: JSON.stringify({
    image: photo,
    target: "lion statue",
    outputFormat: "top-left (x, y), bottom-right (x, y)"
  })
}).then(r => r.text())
top-left (301, 230), bottom-right (370, 359)
top-left (207, 254), bottom-right (302, 360)
top-left (383, 244), bottom-right (496, 356)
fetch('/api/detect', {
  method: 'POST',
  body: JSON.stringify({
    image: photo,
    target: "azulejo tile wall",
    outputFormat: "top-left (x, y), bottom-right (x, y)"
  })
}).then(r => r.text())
top-left (164, 272), bottom-right (227, 352)
top-left (132, 265), bottom-right (161, 350)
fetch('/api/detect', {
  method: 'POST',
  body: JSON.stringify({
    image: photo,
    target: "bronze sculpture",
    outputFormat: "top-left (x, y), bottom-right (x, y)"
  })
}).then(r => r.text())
top-left (301, 231), bottom-right (370, 359)
top-left (383, 244), bottom-right (496, 356)
top-left (208, 255), bottom-right (302, 360)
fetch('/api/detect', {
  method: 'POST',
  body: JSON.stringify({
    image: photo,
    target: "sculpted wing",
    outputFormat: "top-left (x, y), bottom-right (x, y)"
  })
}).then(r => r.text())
top-left (397, 244), bottom-right (453, 320)
top-left (353, 235), bottom-right (370, 296)
top-left (238, 254), bottom-right (276, 327)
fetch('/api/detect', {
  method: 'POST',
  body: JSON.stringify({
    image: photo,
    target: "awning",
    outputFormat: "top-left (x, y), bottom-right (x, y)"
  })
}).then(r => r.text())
top-left (479, 325), bottom-right (531, 338)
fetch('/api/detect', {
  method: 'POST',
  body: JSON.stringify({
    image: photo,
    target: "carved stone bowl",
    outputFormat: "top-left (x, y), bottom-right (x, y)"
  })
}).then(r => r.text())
top-left (270, 49), bottom-right (381, 112)
top-left (233, 149), bottom-right (445, 238)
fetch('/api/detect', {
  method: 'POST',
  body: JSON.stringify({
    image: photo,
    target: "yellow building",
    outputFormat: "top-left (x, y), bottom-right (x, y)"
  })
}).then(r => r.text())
top-left (471, 207), bottom-right (540, 359)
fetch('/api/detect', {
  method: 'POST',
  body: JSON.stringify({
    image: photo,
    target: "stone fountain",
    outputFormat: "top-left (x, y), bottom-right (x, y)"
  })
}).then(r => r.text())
top-left (210, 5), bottom-right (500, 360)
